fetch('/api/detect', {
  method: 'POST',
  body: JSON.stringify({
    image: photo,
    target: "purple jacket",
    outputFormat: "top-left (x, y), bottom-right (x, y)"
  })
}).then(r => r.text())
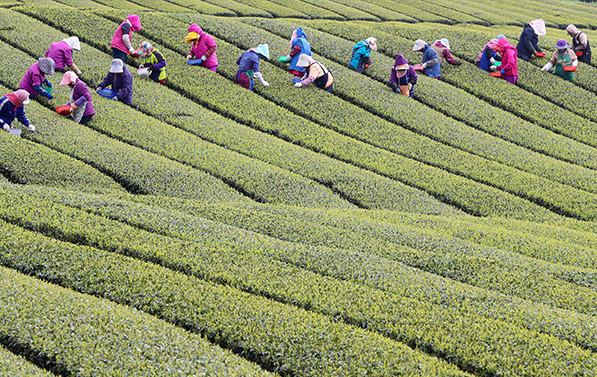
top-left (68, 79), bottom-right (95, 116)
top-left (19, 62), bottom-right (45, 97)
top-left (189, 30), bottom-right (218, 68)
top-left (45, 41), bottom-right (73, 70)
top-left (388, 54), bottom-right (417, 86)
top-left (98, 67), bottom-right (133, 105)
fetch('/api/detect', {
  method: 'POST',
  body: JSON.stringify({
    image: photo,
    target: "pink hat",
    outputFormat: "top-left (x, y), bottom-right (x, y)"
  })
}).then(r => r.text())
top-left (487, 39), bottom-right (498, 50)
top-left (59, 71), bottom-right (78, 85)
top-left (127, 14), bottom-right (141, 31)
top-left (529, 19), bottom-right (546, 36)
top-left (412, 39), bottom-right (426, 51)
top-left (188, 23), bottom-right (201, 33)
top-left (6, 90), bottom-right (30, 107)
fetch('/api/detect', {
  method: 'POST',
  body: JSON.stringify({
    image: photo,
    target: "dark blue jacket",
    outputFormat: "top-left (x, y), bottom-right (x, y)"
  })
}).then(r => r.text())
top-left (516, 24), bottom-right (542, 61)
top-left (0, 96), bottom-right (29, 129)
top-left (98, 66), bottom-right (133, 105)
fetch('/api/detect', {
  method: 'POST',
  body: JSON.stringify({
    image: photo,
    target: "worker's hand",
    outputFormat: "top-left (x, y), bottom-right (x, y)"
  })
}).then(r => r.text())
top-left (262, 81), bottom-right (270, 87)
top-left (146, 64), bottom-right (154, 72)
top-left (294, 82), bottom-right (303, 88)
top-left (46, 93), bottom-right (54, 100)
top-left (27, 124), bottom-right (35, 132)
top-left (70, 104), bottom-right (77, 110)
top-left (200, 55), bottom-right (207, 62)
top-left (489, 65), bottom-right (497, 71)
top-left (44, 79), bottom-right (52, 87)
top-left (453, 60), bottom-right (462, 66)
top-left (76, 70), bottom-right (82, 75)
top-left (96, 87), bottom-right (103, 94)
top-left (128, 48), bottom-right (135, 54)
top-left (540, 67), bottom-right (547, 72)
top-left (2, 123), bottom-right (9, 131)
top-left (489, 57), bottom-right (496, 64)
top-left (408, 83), bottom-right (412, 90)
top-left (186, 55), bottom-right (193, 61)
top-left (500, 69), bottom-right (506, 74)
top-left (421, 62), bottom-right (427, 69)
top-left (112, 96), bottom-right (119, 101)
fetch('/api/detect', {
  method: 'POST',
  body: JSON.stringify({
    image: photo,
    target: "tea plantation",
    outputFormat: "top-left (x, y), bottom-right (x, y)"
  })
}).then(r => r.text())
top-left (1, 0), bottom-right (597, 375)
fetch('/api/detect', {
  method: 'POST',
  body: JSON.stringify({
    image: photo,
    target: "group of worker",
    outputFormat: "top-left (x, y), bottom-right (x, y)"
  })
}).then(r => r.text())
top-left (1, 15), bottom-right (593, 134)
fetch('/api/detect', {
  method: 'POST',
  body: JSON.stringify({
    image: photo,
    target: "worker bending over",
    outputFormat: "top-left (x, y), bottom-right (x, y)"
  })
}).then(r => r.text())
top-left (294, 54), bottom-right (334, 93)
top-left (138, 41), bottom-right (167, 85)
top-left (20, 58), bottom-right (55, 100)
top-left (0, 90), bottom-right (34, 132)
top-left (96, 59), bottom-right (133, 105)
top-left (517, 19), bottom-right (545, 61)
top-left (234, 44), bottom-right (270, 91)
top-left (413, 39), bottom-right (440, 79)
top-left (59, 71), bottom-right (95, 125)
top-left (286, 28), bottom-right (311, 77)
top-left (185, 24), bottom-right (218, 72)
top-left (389, 54), bottom-right (417, 97)
top-left (431, 39), bottom-right (461, 65)
top-left (541, 39), bottom-right (578, 82)
top-left (111, 14), bottom-right (141, 63)
top-left (566, 24), bottom-right (591, 64)
top-left (496, 38), bottom-right (518, 84)
top-left (349, 37), bottom-right (377, 73)
top-left (45, 36), bottom-right (82, 75)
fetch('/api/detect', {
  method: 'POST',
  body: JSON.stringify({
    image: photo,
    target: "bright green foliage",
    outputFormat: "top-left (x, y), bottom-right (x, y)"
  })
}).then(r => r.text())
top-left (87, 0), bottom-right (150, 11)
top-left (0, 125), bottom-right (124, 193)
top-left (13, 183), bottom-right (597, 353)
top-left (0, 215), bottom-right (472, 376)
top-left (220, 0), bottom-right (309, 18)
top-left (313, 0), bottom-right (417, 22)
top-left (189, 0), bottom-right (273, 17)
top-left (291, 0), bottom-right (380, 20)
top-left (146, 0), bottom-right (236, 15)
top-left (0, 345), bottom-right (55, 377)
top-left (266, 0), bottom-right (343, 19)
top-left (0, 266), bottom-right (275, 377)
top-left (3, 191), bottom-right (597, 375)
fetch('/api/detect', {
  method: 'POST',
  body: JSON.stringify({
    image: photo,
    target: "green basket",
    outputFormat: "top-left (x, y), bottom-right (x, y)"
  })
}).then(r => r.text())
top-left (278, 55), bottom-right (291, 63)
top-left (493, 61), bottom-right (502, 67)
top-left (41, 81), bottom-right (53, 95)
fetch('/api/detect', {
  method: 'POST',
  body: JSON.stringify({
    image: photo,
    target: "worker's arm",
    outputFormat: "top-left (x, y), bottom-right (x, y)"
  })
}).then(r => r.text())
top-left (289, 44), bottom-right (302, 57)
top-left (151, 51), bottom-right (167, 70)
top-left (97, 72), bottom-right (113, 91)
top-left (408, 67), bottom-right (418, 85)
top-left (524, 40), bottom-right (536, 54)
top-left (121, 23), bottom-right (134, 53)
top-left (203, 35), bottom-right (217, 59)
top-left (253, 72), bottom-right (269, 87)
top-left (0, 101), bottom-right (10, 130)
top-left (15, 105), bottom-right (30, 127)
top-left (443, 49), bottom-right (457, 64)
top-left (69, 63), bottom-right (82, 75)
top-left (202, 47), bottom-right (216, 60)
top-left (300, 65), bottom-right (321, 86)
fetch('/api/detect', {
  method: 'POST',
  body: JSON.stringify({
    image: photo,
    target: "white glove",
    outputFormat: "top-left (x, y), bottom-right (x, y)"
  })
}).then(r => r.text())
top-left (96, 87), bottom-right (102, 93)
top-left (421, 62), bottom-right (427, 69)
top-left (542, 62), bottom-right (553, 71)
top-left (76, 70), bottom-right (82, 75)
top-left (262, 81), bottom-right (270, 87)
top-left (295, 82), bottom-right (303, 87)
top-left (186, 55), bottom-right (193, 61)
top-left (572, 60), bottom-right (578, 67)
top-left (489, 57), bottom-right (496, 64)
top-left (129, 48), bottom-right (135, 54)
top-left (27, 124), bottom-right (35, 131)
top-left (489, 65), bottom-right (497, 71)
top-left (112, 96), bottom-right (119, 101)
top-left (2, 123), bottom-right (9, 131)
top-left (408, 83), bottom-right (412, 90)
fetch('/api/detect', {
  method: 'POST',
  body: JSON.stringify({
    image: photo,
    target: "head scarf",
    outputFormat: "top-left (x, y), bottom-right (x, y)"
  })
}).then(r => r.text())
top-left (63, 36), bottom-right (81, 51)
top-left (137, 41), bottom-right (153, 57)
top-left (566, 24), bottom-right (580, 37)
top-left (529, 19), bottom-right (546, 36)
top-left (296, 53), bottom-right (315, 67)
top-left (366, 37), bottom-right (378, 51)
top-left (38, 57), bottom-right (55, 75)
top-left (59, 71), bottom-right (78, 85)
top-left (127, 14), bottom-right (141, 31)
top-left (6, 90), bottom-right (30, 107)
top-left (109, 58), bottom-right (124, 73)
top-left (412, 39), bottom-right (426, 51)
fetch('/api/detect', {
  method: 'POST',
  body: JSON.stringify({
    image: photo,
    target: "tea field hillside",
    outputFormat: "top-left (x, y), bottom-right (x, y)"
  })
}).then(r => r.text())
top-left (2, 0), bottom-right (597, 375)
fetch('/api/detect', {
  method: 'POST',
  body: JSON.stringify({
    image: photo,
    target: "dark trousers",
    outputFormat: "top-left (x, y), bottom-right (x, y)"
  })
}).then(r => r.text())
top-left (79, 115), bottom-right (93, 125)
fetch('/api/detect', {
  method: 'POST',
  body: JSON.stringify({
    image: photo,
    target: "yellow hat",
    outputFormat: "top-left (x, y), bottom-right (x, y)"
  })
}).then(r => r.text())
top-left (185, 32), bottom-right (199, 43)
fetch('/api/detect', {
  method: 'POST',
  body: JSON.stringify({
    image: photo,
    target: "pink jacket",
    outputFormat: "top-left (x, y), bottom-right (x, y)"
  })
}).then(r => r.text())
top-left (45, 41), bottom-right (73, 69)
top-left (111, 15), bottom-right (141, 53)
top-left (497, 39), bottom-right (518, 77)
top-left (188, 27), bottom-right (218, 68)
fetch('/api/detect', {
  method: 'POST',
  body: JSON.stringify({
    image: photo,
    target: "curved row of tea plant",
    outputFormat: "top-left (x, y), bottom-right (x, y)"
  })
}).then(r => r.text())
top-left (24, 5), bottom-right (563, 219)
top-left (4, 6), bottom-right (461, 213)
top-left (3, 191), bottom-right (597, 375)
top-left (14, 182), bottom-right (597, 353)
top-left (163, 13), bottom-right (597, 219)
top-left (0, 265), bottom-right (274, 377)
top-left (0, 128), bottom-right (124, 193)
top-left (0, 345), bottom-right (55, 377)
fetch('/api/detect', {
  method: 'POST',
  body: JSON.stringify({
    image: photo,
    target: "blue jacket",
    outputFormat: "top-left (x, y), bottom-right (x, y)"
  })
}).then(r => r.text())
top-left (349, 39), bottom-right (372, 70)
top-left (478, 45), bottom-right (500, 72)
top-left (422, 45), bottom-right (441, 78)
top-left (516, 24), bottom-right (542, 61)
top-left (98, 67), bottom-right (133, 105)
top-left (0, 96), bottom-right (29, 129)
top-left (289, 28), bottom-right (311, 73)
